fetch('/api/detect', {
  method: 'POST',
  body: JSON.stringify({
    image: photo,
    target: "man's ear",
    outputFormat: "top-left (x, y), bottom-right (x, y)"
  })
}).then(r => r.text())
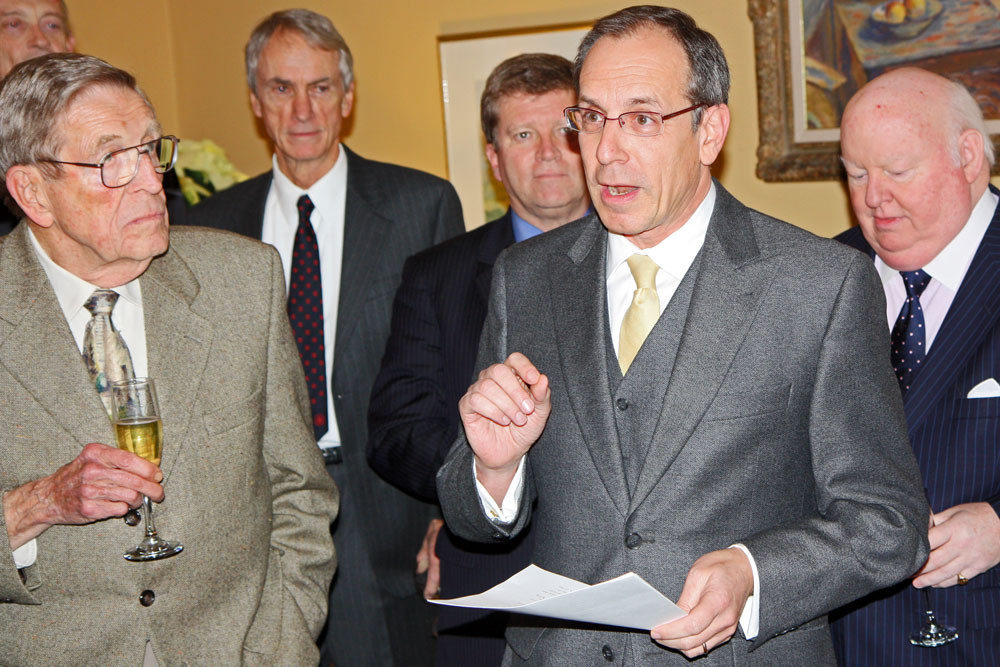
top-left (6, 165), bottom-right (55, 228)
top-left (697, 103), bottom-right (730, 167)
top-left (485, 143), bottom-right (503, 184)
top-left (957, 128), bottom-right (986, 185)
top-left (250, 90), bottom-right (264, 119)
top-left (341, 80), bottom-right (355, 119)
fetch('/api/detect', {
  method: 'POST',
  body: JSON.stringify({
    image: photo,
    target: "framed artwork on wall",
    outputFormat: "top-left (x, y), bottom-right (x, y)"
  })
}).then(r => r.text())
top-left (438, 23), bottom-right (590, 229)
top-left (750, 0), bottom-right (1000, 182)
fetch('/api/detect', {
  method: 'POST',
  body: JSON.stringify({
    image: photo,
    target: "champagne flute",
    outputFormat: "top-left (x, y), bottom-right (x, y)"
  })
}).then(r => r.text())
top-left (110, 378), bottom-right (183, 561)
top-left (909, 501), bottom-right (957, 646)
top-left (910, 588), bottom-right (958, 647)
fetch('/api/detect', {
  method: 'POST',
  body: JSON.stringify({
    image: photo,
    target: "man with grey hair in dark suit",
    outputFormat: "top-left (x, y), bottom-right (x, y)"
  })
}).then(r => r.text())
top-left (437, 5), bottom-right (930, 665)
top-left (0, 53), bottom-right (338, 666)
top-left (182, 8), bottom-right (463, 666)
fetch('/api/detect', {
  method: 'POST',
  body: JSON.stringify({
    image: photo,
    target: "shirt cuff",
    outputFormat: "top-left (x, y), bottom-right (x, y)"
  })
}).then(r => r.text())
top-left (474, 457), bottom-right (525, 524)
top-left (13, 539), bottom-right (37, 569)
top-left (729, 543), bottom-right (759, 640)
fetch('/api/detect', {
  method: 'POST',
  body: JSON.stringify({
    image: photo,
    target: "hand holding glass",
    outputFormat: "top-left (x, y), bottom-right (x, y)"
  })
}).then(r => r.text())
top-left (110, 378), bottom-right (182, 561)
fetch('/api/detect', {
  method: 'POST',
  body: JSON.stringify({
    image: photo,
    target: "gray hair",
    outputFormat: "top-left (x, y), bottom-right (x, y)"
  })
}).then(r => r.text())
top-left (573, 5), bottom-right (729, 130)
top-left (245, 9), bottom-right (353, 94)
top-left (0, 53), bottom-right (152, 217)
top-left (945, 78), bottom-right (995, 168)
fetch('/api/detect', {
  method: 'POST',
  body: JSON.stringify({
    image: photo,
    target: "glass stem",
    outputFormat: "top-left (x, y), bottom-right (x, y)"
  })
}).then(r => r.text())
top-left (142, 495), bottom-right (158, 538)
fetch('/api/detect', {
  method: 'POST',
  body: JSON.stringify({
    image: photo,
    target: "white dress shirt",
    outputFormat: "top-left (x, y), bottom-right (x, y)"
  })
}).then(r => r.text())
top-left (473, 183), bottom-right (760, 638)
top-left (261, 150), bottom-right (348, 453)
top-left (13, 229), bottom-right (148, 569)
top-left (876, 187), bottom-right (999, 348)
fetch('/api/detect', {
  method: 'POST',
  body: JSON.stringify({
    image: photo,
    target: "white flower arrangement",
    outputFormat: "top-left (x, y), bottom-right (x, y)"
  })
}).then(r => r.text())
top-left (174, 139), bottom-right (248, 205)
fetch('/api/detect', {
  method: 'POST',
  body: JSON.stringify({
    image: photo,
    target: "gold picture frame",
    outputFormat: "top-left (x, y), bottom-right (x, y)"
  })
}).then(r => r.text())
top-left (750, 0), bottom-right (1000, 182)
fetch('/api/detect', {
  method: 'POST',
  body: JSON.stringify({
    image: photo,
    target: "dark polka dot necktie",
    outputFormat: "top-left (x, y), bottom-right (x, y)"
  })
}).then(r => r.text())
top-left (288, 194), bottom-right (328, 440)
top-left (890, 269), bottom-right (932, 394)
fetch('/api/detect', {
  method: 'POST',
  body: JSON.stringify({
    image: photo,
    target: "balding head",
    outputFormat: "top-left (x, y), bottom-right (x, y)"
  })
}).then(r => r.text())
top-left (840, 68), bottom-right (992, 270)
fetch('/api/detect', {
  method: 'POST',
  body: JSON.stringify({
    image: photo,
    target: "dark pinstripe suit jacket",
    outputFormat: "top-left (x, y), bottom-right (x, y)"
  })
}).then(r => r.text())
top-left (368, 211), bottom-right (535, 665)
top-left (181, 145), bottom-right (464, 667)
top-left (831, 184), bottom-right (1000, 667)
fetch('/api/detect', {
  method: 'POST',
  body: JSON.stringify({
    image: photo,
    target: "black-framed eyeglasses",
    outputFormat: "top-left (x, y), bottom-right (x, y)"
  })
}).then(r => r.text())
top-left (41, 135), bottom-right (179, 188)
top-left (564, 104), bottom-right (706, 137)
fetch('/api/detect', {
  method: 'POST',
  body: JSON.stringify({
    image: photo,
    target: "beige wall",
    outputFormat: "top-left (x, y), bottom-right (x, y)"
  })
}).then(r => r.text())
top-left (66, 0), bottom-right (180, 137)
top-left (65, 0), bottom-right (998, 237)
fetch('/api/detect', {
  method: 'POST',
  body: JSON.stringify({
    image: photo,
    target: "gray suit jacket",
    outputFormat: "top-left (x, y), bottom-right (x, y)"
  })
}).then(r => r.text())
top-left (0, 225), bottom-right (339, 666)
top-left (437, 184), bottom-right (930, 665)
top-left (182, 146), bottom-right (465, 666)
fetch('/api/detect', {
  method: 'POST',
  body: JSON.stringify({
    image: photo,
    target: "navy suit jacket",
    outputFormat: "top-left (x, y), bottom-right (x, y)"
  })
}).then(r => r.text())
top-left (367, 211), bottom-right (534, 666)
top-left (831, 185), bottom-right (1000, 666)
top-left (181, 145), bottom-right (464, 667)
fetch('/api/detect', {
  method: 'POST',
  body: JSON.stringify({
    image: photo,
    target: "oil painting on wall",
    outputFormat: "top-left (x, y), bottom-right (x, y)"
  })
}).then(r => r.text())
top-left (751, 0), bottom-right (1000, 181)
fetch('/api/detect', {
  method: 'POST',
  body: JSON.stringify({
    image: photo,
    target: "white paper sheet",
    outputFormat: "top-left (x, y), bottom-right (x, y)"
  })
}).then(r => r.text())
top-left (430, 564), bottom-right (686, 631)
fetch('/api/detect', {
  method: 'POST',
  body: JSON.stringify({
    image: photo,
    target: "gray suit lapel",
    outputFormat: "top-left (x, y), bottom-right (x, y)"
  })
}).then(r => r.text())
top-left (548, 216), bottom-right (629, 515)
top-left (0, 227), bottom-right (112, 453)
top-left (141, 248), bottom-right (213, 481)
top-left (630, 186), bottom-right (778, 510)
top-left (335, 156), bottom-right (389, 364)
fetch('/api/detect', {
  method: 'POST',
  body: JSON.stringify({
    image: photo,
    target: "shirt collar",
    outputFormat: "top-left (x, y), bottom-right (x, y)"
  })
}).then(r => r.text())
top-left (270, 146), bottom-right (348, 226)
top-left (26, 227), bottom-right (143, 322)
top-left (605, 181), bottom-right (716, 280)
top-left (510, 209), bottom-right (543, 243)
top-left (876, 187), bottom-right (998, 291)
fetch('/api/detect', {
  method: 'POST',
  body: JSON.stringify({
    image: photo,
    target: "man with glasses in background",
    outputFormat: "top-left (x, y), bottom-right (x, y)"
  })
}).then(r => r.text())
top-left (0, 53), bottom-right (338, 666)
top-left (436, 6), bottom-right (929, 664)
top-left (182, 9), bottom-right (463, 666)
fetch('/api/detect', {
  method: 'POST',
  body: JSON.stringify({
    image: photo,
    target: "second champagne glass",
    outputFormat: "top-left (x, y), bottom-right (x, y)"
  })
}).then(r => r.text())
top-left (110, 378), bottom-right (183, 562)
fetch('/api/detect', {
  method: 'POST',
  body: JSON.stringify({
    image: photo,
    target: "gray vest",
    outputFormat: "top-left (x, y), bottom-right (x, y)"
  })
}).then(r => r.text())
top-left (606, 252), bottom-right (702, 495)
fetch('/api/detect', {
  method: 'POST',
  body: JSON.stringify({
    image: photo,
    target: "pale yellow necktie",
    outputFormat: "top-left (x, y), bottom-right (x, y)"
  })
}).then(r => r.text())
top-left (618, 254), bottom-right (660, 374)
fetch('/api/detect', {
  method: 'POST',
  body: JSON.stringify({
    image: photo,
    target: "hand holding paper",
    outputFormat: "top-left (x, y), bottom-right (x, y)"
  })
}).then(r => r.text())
top-left (430, 564), bottom-right (686, 631)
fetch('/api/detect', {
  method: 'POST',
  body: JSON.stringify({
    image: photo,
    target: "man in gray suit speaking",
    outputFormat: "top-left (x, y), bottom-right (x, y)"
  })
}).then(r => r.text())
top-left (0, 54), bottom-right (338, 665)
top-left (437, 6), bottom-right (930, 665)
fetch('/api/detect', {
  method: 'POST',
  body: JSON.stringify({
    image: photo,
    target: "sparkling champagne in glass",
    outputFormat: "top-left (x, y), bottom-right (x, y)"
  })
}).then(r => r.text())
top-left (110, 378), bottom-right (182, 561)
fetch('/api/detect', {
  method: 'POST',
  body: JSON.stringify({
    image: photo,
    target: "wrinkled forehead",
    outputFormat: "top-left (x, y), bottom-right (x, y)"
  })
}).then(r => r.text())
top-left (52, 83), bottom-right (159, 150)
top-left (579, 28), bottom-right (690, 106)
top-left (0, 0), bottom-right (68, 22)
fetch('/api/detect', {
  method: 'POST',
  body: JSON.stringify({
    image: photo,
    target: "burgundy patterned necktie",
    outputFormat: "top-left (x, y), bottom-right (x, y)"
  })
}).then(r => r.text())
top-left (288, 194), bottom-right (329, 440)
top-left (890, 269), bottom-right (932, 394)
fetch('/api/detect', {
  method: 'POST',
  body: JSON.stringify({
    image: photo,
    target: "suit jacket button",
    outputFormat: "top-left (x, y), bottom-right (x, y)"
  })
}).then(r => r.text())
top-left (124, 509), bottom-right (141, 526)
top-left (139, 590), bottom-right (155, 607)
top-left (602, 644), bottom-right (614, 661)
top-left (616, 398), bottom-right (629, 411)
top-left (624, 532), bottom-right (642, 549)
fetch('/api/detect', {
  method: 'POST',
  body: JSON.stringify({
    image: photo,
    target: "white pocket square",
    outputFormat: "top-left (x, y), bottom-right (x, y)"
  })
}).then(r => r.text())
top-left (967, 378), bottom-right (1000, 399)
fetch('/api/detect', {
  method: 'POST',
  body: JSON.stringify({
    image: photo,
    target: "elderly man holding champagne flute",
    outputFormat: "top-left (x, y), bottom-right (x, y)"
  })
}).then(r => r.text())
top-left (0, 53), bottom-right (338, 666)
